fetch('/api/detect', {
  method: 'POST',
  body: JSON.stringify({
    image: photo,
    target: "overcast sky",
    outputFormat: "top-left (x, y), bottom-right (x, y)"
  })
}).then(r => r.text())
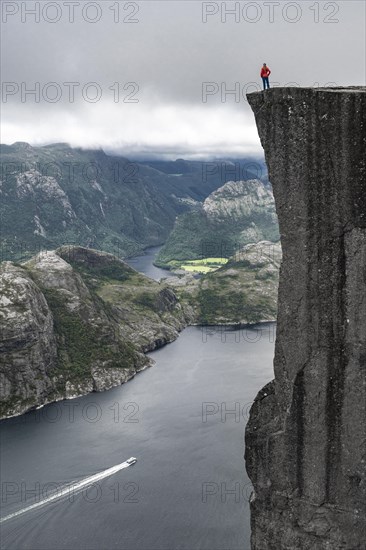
top-left (1, 0), bottom-right (365, 158)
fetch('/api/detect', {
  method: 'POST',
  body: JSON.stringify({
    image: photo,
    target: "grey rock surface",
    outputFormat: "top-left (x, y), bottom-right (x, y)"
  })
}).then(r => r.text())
top-left (245, 87), bottom-right (366, 549)
top-left (0, 262), bottom-right (58, 416)
top-left (0, 247), bottom-right (189, 418)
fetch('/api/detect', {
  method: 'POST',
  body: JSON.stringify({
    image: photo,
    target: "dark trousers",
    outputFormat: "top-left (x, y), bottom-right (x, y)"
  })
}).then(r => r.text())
top-left (262, 77), bottom-right (270, 90)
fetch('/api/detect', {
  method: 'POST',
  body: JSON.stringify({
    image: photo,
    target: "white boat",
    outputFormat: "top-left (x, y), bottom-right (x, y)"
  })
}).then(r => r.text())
top-left (126, 457), bottom-right (137, 465)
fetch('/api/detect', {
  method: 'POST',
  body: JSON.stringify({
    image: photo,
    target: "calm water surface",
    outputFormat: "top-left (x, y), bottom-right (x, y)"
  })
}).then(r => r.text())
top-left (125, 246), bottom-right (172, 281)
top-left (0, 250), bottom-right (275, 550)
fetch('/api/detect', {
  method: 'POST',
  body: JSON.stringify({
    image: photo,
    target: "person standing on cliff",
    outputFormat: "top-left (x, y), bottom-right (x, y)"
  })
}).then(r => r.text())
top-left (261, 63), bottom-right (271, 90)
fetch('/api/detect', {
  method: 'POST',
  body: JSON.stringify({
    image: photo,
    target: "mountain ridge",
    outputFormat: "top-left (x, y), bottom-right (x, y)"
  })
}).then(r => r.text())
top-left (0, 241), bottom-right (280, 419)
top-left (0, 142), bottom-right (264, 261)
top-left (156, 178), bottom-right (279, 266)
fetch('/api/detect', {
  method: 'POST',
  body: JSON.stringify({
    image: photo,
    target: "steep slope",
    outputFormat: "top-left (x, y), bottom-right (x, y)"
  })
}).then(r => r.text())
top-left (0, 262), bottom-right (58, 414)
top-left (156, 179), bottom-right (279, 265)
top-left (0, 246), bottom-right (192, 418)
top-left (0, 143), bottom-right (264, 262)
top-left (245, 87), bottom-right (366, 549)
top-left (0, 143), bottom-right (185, 261)
top-left (0, 239), bottom-right (282, 419)
top-left (168, 241), bottom-right (281, 325)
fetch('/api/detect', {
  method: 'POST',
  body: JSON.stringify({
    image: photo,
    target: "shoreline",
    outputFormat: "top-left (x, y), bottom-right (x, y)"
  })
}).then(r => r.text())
top-left (0, 319), bottom-right (276, 422)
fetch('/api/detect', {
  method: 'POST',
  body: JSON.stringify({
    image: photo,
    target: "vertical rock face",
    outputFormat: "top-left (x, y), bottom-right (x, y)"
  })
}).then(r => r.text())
top-left (0, 262), bottom-right (58, 415)
top-left (245, 88), bottom-right (366, 549)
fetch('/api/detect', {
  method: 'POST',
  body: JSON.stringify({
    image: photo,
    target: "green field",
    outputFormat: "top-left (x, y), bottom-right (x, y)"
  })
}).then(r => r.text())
top-left (170, 257), bottom-right (229, 274)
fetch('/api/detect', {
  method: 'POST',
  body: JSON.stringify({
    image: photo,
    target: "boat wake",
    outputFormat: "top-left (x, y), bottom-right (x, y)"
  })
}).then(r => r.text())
top-left (0, 458), bottom-right (136, 523)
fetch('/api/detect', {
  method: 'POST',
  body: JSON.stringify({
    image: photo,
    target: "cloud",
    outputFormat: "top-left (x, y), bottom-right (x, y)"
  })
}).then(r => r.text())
top-left (1, 0), bottom-right (365, 158)
top-left (2, 99), bottom-right (261, 158)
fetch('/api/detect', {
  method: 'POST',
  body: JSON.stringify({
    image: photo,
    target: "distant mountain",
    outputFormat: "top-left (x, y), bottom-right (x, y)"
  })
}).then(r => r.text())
top-left (138, 157), bottom-right (268, 186)
top-left (0, 143), bottom-right (265, 262)
top-left (156, 179), bottom-right (279, 266)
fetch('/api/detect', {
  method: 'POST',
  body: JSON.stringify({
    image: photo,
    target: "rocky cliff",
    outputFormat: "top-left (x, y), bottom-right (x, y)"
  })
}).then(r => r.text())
top-left (245, 87), bottom-right (366, 549)
top-left (0, 240), bottom-right (283, 419)
top-left (156, 179), bottom-right (279, 266)
top-left (0, 246), bottom-right (192, 419)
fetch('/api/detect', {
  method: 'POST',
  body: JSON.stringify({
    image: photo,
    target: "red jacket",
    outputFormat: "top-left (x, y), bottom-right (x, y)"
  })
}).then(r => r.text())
top-left (261, 66), bottom-right (271, 78)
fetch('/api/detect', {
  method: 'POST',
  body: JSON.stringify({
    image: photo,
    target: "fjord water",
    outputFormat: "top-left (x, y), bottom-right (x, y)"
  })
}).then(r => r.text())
top-left (125, 245), bottom-right (171, 281)
top-left (0, 251), bottom-right (275, 550)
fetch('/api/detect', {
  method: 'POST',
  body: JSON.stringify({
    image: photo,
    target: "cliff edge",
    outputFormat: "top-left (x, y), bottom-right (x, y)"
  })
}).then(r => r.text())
top-left (245, 87), bottom-right (366, 549)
